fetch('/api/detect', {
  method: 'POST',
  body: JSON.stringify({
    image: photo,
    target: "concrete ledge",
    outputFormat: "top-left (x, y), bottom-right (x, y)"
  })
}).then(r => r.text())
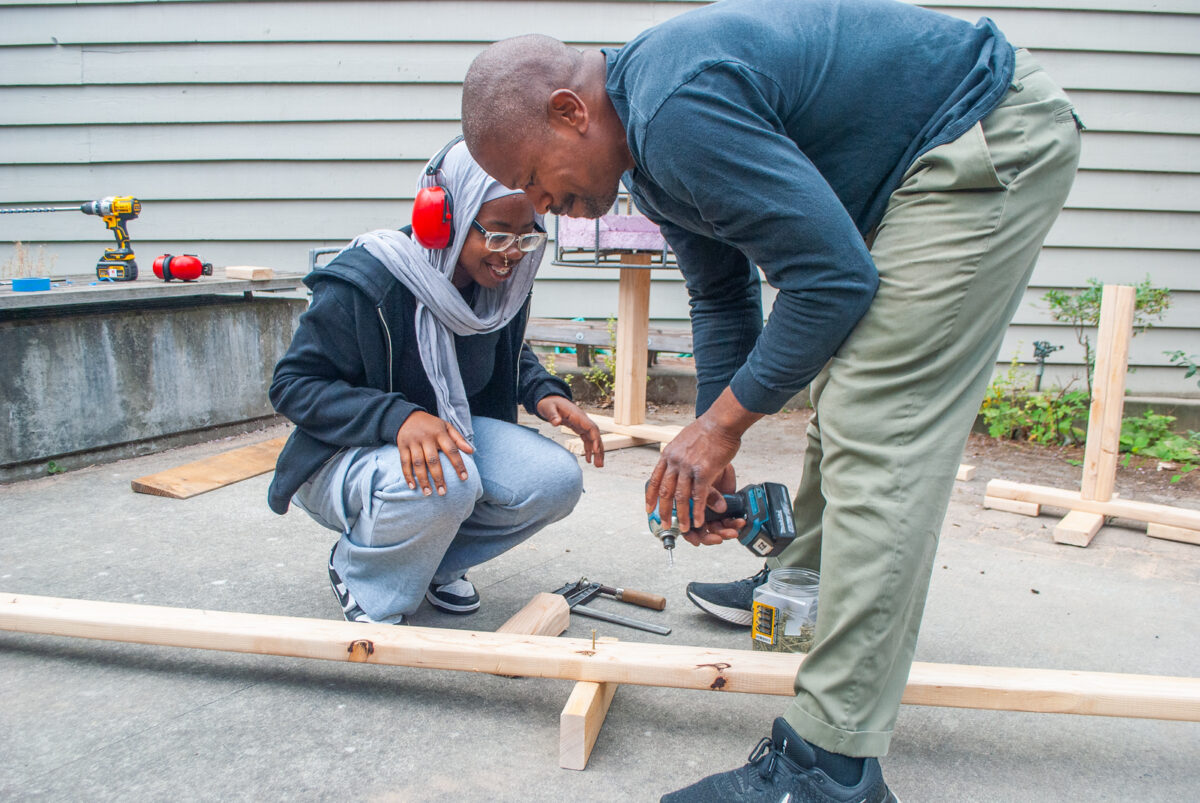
top-left (1, 293), bottom-right (304, 478)
top-left (0, 414), bottom-right (287, 484)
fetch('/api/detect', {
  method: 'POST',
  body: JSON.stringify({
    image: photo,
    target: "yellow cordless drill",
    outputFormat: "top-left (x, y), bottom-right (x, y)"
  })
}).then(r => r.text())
top-left (0, 195), bottom-right (142, 281)
top-left (82, 196), bottom-right (141, 281)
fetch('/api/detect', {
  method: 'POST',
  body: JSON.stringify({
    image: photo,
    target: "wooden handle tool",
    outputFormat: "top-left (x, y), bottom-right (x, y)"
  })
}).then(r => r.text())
top-left (600, 584), bottom-right (666, 611)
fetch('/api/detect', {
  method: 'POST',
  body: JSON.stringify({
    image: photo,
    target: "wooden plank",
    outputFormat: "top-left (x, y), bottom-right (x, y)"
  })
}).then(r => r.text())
top-left (130, 436), bottom-right (287, 499)
top-left (495, 593), bottom-right (570, 637)
top-left (983, 495), bottom-right (1041, 517)
top-left (956, 464), bottom-right (977, 482)
top-left (586, 414), bottom-right (682, 445)
top-left (494, 592), bottom-right (571, 680)
top-left (1146, 523), bottom-right (1200, 546)
top-left (984, 479), bottom-right (1200, 531)
top-left (1080, 285), bottom-right (1135, 503)
top-left (614, 255), bottom-right (652, 426)
top-left (1053, 509), bottom-right (1108, 547)
top-left (3, 592), bottom-right (1199, 722)
top-left (224, 266), bottom-right (275, 281)
top-left (560, 680), bottom-right (618, 770)
top-left (563, 432), bottom-right (654, 456)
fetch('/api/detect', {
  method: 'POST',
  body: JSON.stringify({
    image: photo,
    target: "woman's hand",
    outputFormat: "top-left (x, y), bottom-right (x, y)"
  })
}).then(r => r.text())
top-left (395, 411), bottom-right (474, 496)
top-left (537, 395), bottom-right (605, 467)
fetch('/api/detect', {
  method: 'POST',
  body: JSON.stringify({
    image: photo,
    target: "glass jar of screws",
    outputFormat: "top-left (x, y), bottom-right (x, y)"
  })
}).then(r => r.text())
top-left (751, 568), bottom-right (819, 653)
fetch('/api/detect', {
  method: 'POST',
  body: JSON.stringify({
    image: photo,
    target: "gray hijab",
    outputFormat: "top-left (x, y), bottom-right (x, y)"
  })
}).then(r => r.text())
top-left (345, 140), bottom-right (544, 441)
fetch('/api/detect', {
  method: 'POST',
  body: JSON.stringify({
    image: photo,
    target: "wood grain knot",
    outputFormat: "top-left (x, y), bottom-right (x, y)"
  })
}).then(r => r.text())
top-left (347, 639), bottom-right (375, 662)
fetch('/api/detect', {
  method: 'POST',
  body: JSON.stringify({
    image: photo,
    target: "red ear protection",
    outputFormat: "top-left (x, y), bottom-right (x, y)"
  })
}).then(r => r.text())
top-left (412, 186), bottom-right (454, 249)
top-left (153, 253), bottom-right (212, 282)
top-left (411, 135), bottom-right (464, 249)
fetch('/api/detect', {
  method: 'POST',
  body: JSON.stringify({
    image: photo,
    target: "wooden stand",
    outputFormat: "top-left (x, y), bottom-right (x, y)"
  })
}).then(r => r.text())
top-left (560, 252), bottom-right (683, 455)
top-left (983, 285), bottom-right (1200, 546)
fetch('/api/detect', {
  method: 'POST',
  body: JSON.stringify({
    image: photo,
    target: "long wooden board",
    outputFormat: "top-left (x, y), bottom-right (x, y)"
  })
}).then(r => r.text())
top-left (3, 593), bottom-right (1197, 722)
top-left (130, 436), bottom-right (287, 499)
top-left (985, 479), bottom-right (1200, 531)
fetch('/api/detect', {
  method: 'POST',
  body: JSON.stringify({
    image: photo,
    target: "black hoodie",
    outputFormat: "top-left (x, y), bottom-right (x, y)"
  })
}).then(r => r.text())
top-left (267, 243), bottom-right (571, 514)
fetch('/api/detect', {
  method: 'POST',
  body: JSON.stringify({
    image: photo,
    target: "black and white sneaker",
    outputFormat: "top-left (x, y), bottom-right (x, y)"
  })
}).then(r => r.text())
top-left (425, 576), bottom-right (480, 614)
top-left (685, 564), bottom-right (770, 626)
top-left (661, 718), bottom-right (899, 803)
top-left (327, 545), bottom-right (391, 624)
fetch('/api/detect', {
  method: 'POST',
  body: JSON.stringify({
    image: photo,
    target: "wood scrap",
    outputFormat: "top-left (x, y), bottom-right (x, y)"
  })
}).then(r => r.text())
top-left (225, 266), bottom-right (276, 280)
top-left (131, 435), bottom-right (287, 499)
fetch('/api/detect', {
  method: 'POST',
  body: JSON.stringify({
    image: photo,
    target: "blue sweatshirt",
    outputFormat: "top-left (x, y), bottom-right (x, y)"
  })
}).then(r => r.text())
top-left (604, 0), bottom-right (1014, 414)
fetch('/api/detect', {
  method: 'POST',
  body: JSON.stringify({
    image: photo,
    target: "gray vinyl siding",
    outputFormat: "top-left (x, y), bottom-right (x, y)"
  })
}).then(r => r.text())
top-left (1, 0), bottom-right (1197, 396)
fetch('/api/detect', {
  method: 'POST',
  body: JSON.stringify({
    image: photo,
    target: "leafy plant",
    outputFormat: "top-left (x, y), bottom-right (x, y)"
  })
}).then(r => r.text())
top-left (46, 460), bottom-right (65, 475)
top-left (1119, 410), bottom-right (1199, 483)
top-left (979, 353), bottom-right (1088, 445)
top-left (1165, 350), bottom-right (1199, 390)
top-left (584, 316), bottom-right (618, 404)
top-left (1042, 277), bottom-right (1171, 397)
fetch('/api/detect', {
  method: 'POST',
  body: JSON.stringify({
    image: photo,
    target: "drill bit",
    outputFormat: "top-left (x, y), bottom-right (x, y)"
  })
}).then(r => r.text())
top-left (0, 206), bottom-right (83, 214)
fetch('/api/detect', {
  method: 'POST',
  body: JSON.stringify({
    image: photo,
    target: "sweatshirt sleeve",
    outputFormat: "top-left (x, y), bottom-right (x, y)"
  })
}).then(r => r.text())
top-left (639, 62), bottom-right (879, 415)
top-left (269, 280), bottom-right (421, 446)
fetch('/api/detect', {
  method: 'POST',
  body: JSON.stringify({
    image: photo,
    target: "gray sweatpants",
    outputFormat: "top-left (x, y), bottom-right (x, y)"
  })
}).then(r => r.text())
top-left (774, 50), bottom-right (1083, 756)
top-left (294, 416), bottom-right (583, 623)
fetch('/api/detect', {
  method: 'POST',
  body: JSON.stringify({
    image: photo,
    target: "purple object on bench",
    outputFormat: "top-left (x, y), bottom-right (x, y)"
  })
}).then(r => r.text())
top-left (558, 214), bottom-right (667, 252)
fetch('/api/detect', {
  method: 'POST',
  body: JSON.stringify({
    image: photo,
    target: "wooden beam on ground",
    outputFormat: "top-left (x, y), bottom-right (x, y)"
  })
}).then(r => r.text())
top-left (1053, 509), bottom-right (1108, 547)
top-left (494, 592), bottom-right (571, 679)
top-left (560, 680), bottom-right (618, 770)
top-left (982, 494), bottom-right (1041, 517)
top-left (585, 414), bottom-right (682, 445)
top-left (563, 431), bottom-right (655, 456)
top-left (956, 464), bottom-right (977, 482)
top-left (985, 479), bottom-right (1200, 532)
top-left (130, 436), bottom-right (288, 499)
top-left (1147, 523), bottom-right (1200, 546)
top-left (3, 593), bottom-right (1199, 722)
top-left (496, 593), bottom-right (570, 637)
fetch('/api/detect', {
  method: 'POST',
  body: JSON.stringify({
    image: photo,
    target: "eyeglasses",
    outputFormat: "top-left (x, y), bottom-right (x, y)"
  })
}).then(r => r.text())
top-left (470, 220), bottom-right (547, 253)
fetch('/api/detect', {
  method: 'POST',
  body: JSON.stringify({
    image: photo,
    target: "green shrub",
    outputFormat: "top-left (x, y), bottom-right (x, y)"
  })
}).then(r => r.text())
top-left (1119, 410), bottom-right (1199, 482)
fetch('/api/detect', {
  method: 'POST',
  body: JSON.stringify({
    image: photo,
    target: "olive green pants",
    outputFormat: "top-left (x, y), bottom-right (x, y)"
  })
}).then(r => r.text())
top-left (774, 50), bottom-right (1082, 757)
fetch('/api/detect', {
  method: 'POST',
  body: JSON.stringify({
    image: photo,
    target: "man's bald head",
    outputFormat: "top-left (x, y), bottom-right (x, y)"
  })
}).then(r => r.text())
top-left (461, 35), bottom-right (632, 219)
top-left (461, 35), bottom-right (581, 157)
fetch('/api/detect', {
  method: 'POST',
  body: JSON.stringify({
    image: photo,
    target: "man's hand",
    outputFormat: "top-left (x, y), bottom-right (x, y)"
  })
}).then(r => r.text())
top-left (537, 395), bottom-right (605, 467)
top-left (681, 464), bottom-right (746, 547)
top-left (646, 387), bottom-right (763, 532)
top-left (395, 411), bottom-right (474, 496)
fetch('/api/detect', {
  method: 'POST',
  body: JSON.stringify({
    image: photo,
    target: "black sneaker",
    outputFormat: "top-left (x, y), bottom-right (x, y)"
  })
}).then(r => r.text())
top-left (685, 564), bottom-right (770, 625)
top-left (425, 576), bottom-right (480, 614)
top-left (327, 545), bottom-right (392, 624)
top-left (661, 718), bottom-right (899, 803)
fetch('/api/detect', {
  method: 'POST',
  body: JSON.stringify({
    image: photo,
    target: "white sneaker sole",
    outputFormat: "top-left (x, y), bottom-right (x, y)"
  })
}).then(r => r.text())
top-left (685, 588), bottom-right (753, 626)
top-left (425, 590), bottom-right (480, 614)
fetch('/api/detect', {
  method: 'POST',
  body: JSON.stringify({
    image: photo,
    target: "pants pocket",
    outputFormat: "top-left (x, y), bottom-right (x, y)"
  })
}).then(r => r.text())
top-left (906, 122), bottom-right (1007, 193)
